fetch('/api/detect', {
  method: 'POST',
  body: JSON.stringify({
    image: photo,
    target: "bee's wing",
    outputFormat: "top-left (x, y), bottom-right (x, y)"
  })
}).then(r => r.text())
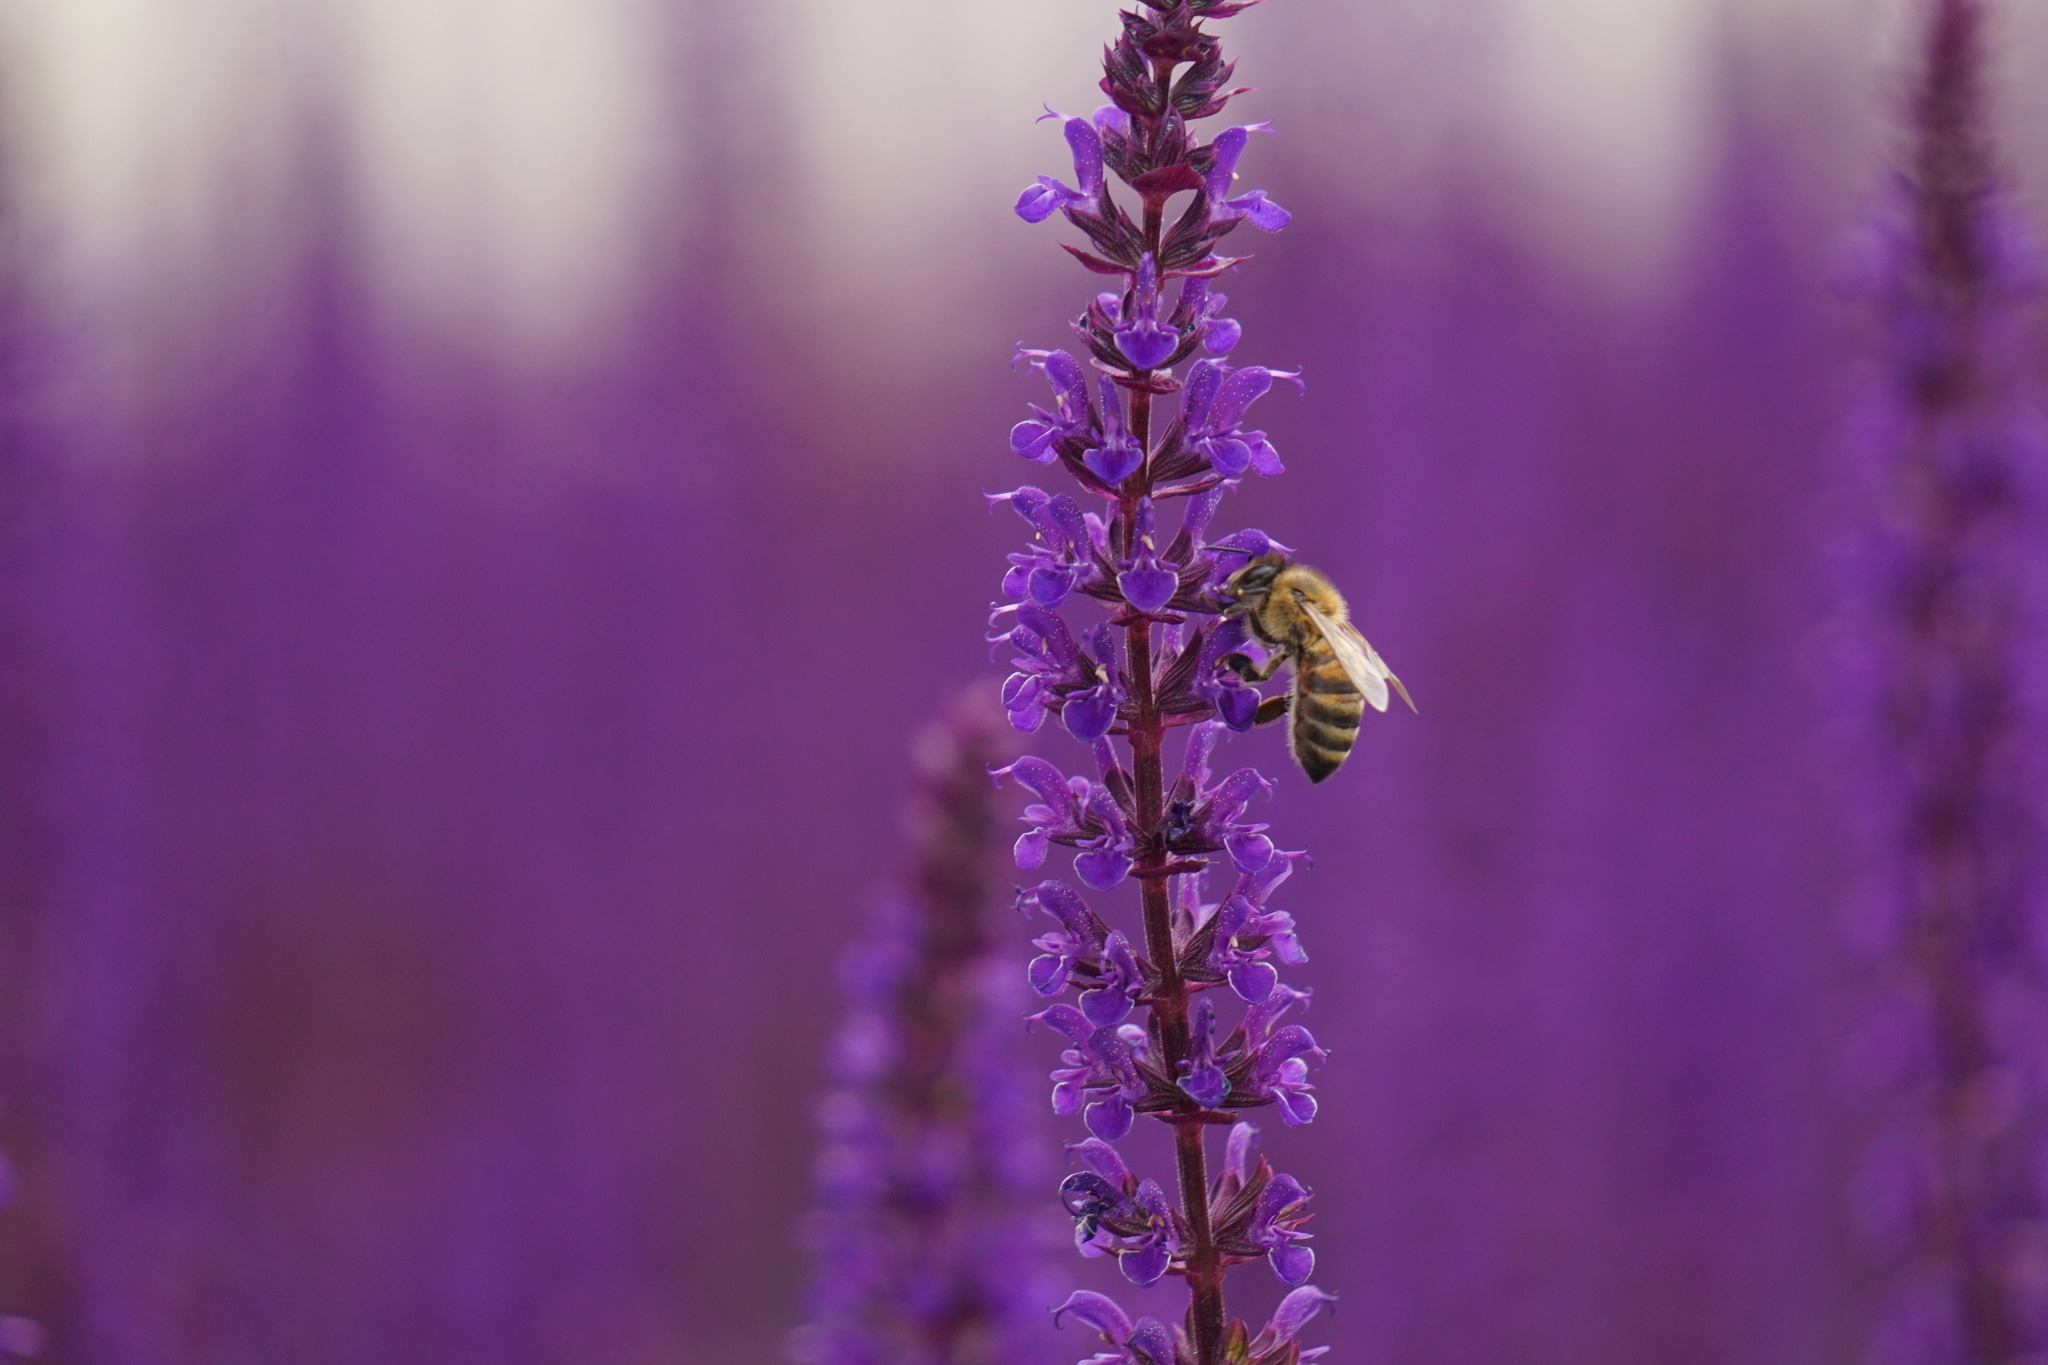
top-left (1299, 600), bottom-right (1415, 714)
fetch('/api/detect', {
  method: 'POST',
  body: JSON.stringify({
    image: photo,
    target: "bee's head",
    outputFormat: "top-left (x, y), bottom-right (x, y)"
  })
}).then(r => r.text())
top-left (1220, 552), bottom-right (1288, 605)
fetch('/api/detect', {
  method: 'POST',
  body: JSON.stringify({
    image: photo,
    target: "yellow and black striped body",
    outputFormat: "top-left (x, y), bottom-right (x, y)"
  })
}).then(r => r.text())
top-left (1280, 635), bottom-right (1364, 783)
top-left (1225, 555), bottom-right (1365, 784)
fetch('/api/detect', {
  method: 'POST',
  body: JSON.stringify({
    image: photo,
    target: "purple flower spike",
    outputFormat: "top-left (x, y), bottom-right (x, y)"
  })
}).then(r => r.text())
top-left (995, 4), bottom-right (1391, 1358)
top-left (1839, 4), bottom-right (2048, 1361)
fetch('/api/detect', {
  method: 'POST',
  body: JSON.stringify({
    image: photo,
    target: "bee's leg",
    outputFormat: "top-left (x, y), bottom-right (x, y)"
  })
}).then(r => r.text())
top-left (1223, 652), bottom-right (1285, 683)
top-left (1254, 694), bottom-right (1291, 726)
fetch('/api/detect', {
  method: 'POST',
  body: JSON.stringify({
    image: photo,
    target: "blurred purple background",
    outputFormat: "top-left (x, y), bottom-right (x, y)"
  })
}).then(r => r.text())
top-left (4, 0), bottom-right (2048, 1361)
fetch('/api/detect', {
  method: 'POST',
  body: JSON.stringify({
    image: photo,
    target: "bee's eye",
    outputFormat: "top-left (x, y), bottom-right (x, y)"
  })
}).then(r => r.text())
top-left (1291, 589), bottom-right (1306, 603)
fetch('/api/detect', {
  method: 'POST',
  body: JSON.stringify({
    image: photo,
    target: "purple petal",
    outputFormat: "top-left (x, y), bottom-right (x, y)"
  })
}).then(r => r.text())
top-left (1032, 880), bottom-right (1099, 935)
top-left (1210, 367), bottom-right (1275, 431)
top-left (1028, 565), bottom-right (1076, 606)
top-left (991, 483), bottom-right (1050, 518)
top-left (1064, 693), bottom-right (1117, 742)
top-left (1230, 960), bottom-right (1278, 1001)
top-left (1047, 494), bottom-right (1091, 548)
top-left (1181, 359), bottom-right (1223, 430)
top-left (1028, 953), bottom-right (1068, 995)
top-left (1010, 419), bottom-right (1057, 460)
top-left (1081, 986), bottom-right (1134, 1029)
top-left (1206, 768), bottom-right (1271, 819)
top-left (1064, 116), bottom-right (1104, 195)
top-left (1042, 350), bottom-right (1089, 404)
top-left (1028, 1003), bottom-right (1095, 1042)
top-left (1016, 604), bottom-right (1079, 663)
top-left (1204, 315), bottom-right (1242, 352)
top-left (1277, 1089), bottom-right (1318, 1126)
top-left (1247, 434), bottom-right (1284, 477)
top-left (1209, 528), bottom-right (1275, 559)
top-left (1228, 190), bottom-right (1291, 230)
top-left (1015, 828), bottom-right (1049, 867)
top-left (1067, 1136), bottom-right (1134, 1186)
top-left (1180, 484), bottom-right (1225, 545)
top-left (1217, 684), bottom-right (1259, 731)
top-left (1015, 180), bottom-right (1060, 223)
top-left (1179, 1063), bottom-right (1228, 1108)
top-left (1227, 830), bottom-right (1275, 873)
top-left (1203, 125), bottom-right (1252, 199)
top-left (1085, 1094), bottom-right (1134, 1140)
top-left (1128, 1318), bottom-right (1181, 1365)
top-left (1084, 441), bottom-right (1143, 487)
top-left (1116, 323), bottom-right (1178, 371)
top-left (1060, 1170), bottom-right (1131, 1220)
top-left (1225, 1122), bottom-right (1257, 1181)
top-left (1259, 1024), bottom-right (1326, 1069)
top-left (1118, 567), bottom-right (1179, 613)
top-left (1076, 847), bottom-right (1132, 891)
top-left (1269, 1243), bottom-right (1315, 1287)
top-left (994, 755), bottom-right (1072, 809)
top-left (1052, 1290), bottom-right (1135, 1343)
top-left (1271, 1286), bottom-right (1337, 1339)
top-left (1120, 1244), bottom-right (1171, 1287)
top-left (1207, 436), bottom-right (1252, 477)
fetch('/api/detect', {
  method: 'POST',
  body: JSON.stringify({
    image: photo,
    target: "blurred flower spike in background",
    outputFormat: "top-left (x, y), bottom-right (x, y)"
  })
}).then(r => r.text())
top-left (794, 686), bottom-right (1058, 1365)
top-left (1839, 1), bottom-right (2048, 1362)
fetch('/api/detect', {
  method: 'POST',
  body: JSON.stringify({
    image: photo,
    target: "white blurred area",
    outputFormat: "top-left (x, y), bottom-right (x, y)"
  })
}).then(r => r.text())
top-left (6, 0), bottom-right (2040, 354)
top-left (4, 0), bottom-right (672, 359)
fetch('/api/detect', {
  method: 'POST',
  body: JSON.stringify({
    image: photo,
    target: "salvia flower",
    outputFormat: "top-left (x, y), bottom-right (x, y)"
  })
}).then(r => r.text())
top-left (1837, 2), bottom-right (2048, 1362)
top-left (794, 688), bottom-right (1056, 1365)
top-left (992, 3), bottom-right (1401, 1361)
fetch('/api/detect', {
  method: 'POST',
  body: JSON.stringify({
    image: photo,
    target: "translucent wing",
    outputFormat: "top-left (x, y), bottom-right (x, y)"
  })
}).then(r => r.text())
top-left (1299, 600), bottom-right (1415, 714)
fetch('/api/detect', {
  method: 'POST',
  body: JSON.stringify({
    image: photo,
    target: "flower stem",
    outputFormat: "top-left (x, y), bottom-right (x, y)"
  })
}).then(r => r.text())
top-left (1122, 172), bottom-right (1225, 1361)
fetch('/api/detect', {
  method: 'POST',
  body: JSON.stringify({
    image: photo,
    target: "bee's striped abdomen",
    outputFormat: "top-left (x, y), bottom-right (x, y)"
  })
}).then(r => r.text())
top-left (1288, 642), bottom-right (1363, 784)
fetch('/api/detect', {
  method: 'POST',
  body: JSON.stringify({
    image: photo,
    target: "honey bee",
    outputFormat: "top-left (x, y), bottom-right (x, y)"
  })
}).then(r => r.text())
top-left (1218, 552), bottom-right (1414, 783)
